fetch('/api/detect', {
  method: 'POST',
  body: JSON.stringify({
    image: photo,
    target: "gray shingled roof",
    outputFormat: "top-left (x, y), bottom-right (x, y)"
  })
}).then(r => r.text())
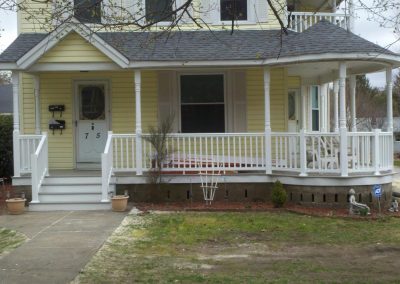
top-left (0, 20), bottom-right (397, 63)
top-left (0, 33), bottom-right (47, 63)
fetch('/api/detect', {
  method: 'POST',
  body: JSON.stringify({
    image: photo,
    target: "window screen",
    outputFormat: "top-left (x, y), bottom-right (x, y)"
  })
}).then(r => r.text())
top-left (180, 75), bottom-right (225, 133)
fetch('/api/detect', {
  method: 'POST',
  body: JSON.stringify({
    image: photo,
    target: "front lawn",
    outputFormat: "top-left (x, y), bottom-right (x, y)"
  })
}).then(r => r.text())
top-left (76, 212), bottom-right (400, 283)
top-left (0, 227), bottom-right (26, 255)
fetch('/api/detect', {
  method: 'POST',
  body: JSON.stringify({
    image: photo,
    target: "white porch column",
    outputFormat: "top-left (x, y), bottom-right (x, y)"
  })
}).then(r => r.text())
top-left (339, 63), bottom-right (348, 177)
top-left (135, 70), bottom-right (143, 175)
top-left (299, 85), bottom-right (308, 176)
top-left (12, 72), bottom-right (21, 177)
top-left (350, 75), bottom-right (357, 132)
top-left (320, 83), bottom-right (327, 132)
top-left (386, 66), bottom-right (393, 132)
top-left (34, 75), bottom-right (41, 135)
top-left (264, 66), bottom-right (272, 174)
top-left (301, 85), bottom-right (307, 130)
top-left (333, 80), bottom-right (339, 132)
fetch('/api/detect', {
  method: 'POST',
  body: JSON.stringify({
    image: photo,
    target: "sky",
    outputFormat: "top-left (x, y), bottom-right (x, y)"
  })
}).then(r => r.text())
top-left (0, 0), bottom-right (399, 87)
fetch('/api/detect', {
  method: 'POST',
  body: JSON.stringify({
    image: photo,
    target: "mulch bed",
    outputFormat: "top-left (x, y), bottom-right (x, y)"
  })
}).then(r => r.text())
top-left (133, 201), bottom-right (400, 219)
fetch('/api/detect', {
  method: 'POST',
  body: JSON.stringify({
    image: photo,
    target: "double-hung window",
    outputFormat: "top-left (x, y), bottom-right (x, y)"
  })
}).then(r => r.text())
top-left (74, 0), bottom-right (102, 23)
top-left (220, 0), bottom-right (248, 21)
top-left (180, 74), bottom-right (225, 133)
top-left (311, 86), bottom-right (320, 131)
top-left (145, 0), bottom-right (174, 23)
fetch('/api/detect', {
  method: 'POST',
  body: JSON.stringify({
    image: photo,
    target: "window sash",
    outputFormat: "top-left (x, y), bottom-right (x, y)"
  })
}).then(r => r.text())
top-left (74, 0), bottom-right (101, 23)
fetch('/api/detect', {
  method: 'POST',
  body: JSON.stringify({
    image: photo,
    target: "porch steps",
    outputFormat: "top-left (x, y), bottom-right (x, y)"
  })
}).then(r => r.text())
top-left (29, 175), bottom-right (112, 211)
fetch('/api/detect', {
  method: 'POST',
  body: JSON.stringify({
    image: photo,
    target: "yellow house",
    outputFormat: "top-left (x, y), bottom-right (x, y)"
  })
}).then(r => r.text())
top-left (0, 0), bottom-right (399, 210)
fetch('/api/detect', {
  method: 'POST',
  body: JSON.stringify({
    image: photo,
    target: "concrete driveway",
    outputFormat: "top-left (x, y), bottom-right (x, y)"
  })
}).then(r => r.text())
top-left (0, 210), bottom-right (127, 284)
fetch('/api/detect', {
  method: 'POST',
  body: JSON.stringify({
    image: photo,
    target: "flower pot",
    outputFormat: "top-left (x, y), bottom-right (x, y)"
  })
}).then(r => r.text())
top-left (111, 195), bottom-right (129, 212)
top-left (6, 198), bottom-right (26, 215)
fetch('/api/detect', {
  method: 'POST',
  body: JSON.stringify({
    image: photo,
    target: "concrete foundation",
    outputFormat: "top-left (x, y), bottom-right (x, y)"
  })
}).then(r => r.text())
top-left (117, 182), bottom-right (393, 209)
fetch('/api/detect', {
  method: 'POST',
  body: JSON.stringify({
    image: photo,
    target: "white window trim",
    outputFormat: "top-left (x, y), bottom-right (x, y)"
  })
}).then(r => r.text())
top-left (177, 71), bottom-right (227, 133)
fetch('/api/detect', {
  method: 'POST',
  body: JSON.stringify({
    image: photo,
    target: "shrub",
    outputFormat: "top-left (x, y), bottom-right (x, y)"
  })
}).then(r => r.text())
top-left (0, 115), bottom-right (13, 178)
top-left (271, 180), bottom-right (287, 208)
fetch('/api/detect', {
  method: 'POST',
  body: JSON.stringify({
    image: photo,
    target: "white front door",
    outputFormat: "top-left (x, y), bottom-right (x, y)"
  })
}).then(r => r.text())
top-left (288, 89), bottom-right (300, 132)
top-left (75, 82), bottom-right (109, 166)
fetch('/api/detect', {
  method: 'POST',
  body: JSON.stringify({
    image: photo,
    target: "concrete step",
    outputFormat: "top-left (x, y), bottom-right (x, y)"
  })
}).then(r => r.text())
top-left (43, 176), bottom-right (102, 185)
top-left (29, 201), bottom-right (111, 211)
top-left (40, 184), bottom-right (102, 194)
top-left (38, 192), bottom-right (103, 203)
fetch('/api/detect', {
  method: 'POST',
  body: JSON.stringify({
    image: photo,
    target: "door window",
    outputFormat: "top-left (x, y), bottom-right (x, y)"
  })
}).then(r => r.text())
top-left (79, 85), bottom-right (105, 120)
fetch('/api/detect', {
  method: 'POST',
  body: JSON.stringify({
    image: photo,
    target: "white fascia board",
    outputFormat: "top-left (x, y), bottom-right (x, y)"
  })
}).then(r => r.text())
top-left (126, 53), bottom-right (400, 69)
top-left (28, 62), bottom-right (122, 72)
top-left (16, 22), bottom-right (129, 70)
top-left (71, 23), bottom-right (129, 67)
top-left (0, 63), bottom-right (18, 70)
top-left (128, 60), bottom-right (265, 68)
top-left (263, 53), bottom-right (400, 67)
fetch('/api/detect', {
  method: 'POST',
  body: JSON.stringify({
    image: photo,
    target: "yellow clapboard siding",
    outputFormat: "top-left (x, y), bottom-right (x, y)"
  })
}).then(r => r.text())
top-left (19, 71), bottom-right (158, 169)
top-left (38, 32), bottom-right (112, 63)
top-left (246, 68), bottom-right (287, 132)
top-left (18, 0), bottom-right (284, 33)
top-left (288, 76), bottom-right (301, 89)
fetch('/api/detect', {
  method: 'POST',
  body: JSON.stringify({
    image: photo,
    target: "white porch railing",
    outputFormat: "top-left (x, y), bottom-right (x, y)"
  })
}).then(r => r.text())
top-left (31, 132), bottom-right (48, 203)
top-left (14, 130), bottom-right (43, 175)
top-left (288, 12), bottom-right (349, 33)
top-left (101, 131), bottom-right (114, 202)
top-left (102, 130), bottom-right (393, 178)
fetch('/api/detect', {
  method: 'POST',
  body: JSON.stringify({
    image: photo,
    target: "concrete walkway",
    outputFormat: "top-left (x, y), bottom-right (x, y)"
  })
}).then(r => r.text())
top-left (0, 210), bottom-right (127, 284)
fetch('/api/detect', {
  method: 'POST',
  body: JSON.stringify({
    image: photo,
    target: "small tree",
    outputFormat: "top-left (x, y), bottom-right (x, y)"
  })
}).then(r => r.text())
top-left (271, 180), bottom-right (287, 208)
top-left (143, 115), bottom-right (174, 184)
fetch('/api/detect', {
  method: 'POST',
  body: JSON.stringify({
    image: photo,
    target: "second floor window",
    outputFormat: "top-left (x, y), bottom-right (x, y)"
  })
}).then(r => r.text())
top-left (220, 0), bottom-right (247, 21)
top-left (74, 0), bottom-right (101, 23)
top-left (146, 0), bottom-right (174, 23)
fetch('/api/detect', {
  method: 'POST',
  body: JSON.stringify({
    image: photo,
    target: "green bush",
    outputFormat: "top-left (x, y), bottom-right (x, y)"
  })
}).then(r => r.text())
top-left (0, 115), bottom-right (13, 178)
top-left (271, 180), bottom-right (287, 208)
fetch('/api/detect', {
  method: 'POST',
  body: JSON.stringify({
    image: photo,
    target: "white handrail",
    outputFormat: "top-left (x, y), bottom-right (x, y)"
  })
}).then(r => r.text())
top-left (102, 130), bottom-right (392, 178)
top-left (101, 131), bottom-right (114, 202)
top-left (31, 132), bottom-right (48, 203)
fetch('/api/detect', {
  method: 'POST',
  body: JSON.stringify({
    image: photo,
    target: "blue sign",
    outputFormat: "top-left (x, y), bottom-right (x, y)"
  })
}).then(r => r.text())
top-left (373, 184), bottom-right (383, 198)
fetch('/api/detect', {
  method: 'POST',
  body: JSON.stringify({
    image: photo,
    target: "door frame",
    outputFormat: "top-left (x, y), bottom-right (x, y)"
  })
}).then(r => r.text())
top-left (73, 80), bottom-right (111, 169)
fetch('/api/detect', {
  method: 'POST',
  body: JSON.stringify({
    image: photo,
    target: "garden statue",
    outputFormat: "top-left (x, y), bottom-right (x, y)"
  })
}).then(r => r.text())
top-left (388, 199), bottom-right (399, 213)
top-left (349, 189), bottom-right (371, 215)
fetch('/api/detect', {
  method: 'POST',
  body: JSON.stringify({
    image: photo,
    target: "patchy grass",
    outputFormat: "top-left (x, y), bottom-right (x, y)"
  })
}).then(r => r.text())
top-left (76, 212), bottom-right (400, 283)
top-left (0, 227), bottom-right (26, 255)
top-left (394, 159), bottom-right (400, 167)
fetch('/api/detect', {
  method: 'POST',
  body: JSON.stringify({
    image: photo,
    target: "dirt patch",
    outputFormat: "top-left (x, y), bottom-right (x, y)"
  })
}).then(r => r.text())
top-left (133, 201), bottom-right (400, 219)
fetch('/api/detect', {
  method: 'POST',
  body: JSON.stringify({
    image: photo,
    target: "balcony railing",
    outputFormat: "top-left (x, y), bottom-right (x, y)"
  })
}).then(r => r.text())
top-left (288, 12), bottom-right (349, 33)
